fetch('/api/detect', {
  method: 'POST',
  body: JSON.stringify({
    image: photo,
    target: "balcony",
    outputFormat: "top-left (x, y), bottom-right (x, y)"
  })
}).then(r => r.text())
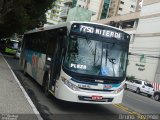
top-left (63, 0), bottom-right (72, 5)
top-left (59, 6), bottom-right (70, 18)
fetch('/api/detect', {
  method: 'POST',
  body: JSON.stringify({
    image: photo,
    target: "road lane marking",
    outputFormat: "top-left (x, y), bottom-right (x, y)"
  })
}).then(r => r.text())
top-left (113, 104), bottom-right (148, 120)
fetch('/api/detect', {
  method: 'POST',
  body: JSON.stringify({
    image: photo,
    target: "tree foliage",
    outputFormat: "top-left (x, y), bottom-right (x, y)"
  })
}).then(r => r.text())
top-left (0, 0), bottom-right (55, 39)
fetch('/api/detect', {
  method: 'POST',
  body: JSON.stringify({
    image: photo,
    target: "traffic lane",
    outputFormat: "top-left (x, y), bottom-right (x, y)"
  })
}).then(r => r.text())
top-left (15, 70), bottom-right (128, 120)
top-left (123, 90), bottom-right (160, 114)
top-left (3, 54), bottom-right (21, 70)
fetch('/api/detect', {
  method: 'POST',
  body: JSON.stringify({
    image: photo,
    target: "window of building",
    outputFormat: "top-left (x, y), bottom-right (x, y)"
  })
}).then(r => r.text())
top-left (120, 1), bottom-right (124, 4)
top-left (131, 5), bottom-right (135, 8)
top-left (119, 7), bottom-right (122, 11)
top-left (100, 0), bottom-right (110, 19)
top-left (78, 5), bottom-right (81, 7)
top-left (72, 0), bottom-right (77, 7)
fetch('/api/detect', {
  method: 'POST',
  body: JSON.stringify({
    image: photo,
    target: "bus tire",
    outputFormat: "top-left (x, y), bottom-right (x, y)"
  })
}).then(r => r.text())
top-left (43, 73), bottom-right (51, 97)
top-left (154, 94), bottom-right (160, 101)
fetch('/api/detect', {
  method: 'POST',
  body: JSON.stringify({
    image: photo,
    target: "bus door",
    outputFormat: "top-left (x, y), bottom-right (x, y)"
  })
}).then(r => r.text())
top-left (46, 28), bottom-right (67, 91)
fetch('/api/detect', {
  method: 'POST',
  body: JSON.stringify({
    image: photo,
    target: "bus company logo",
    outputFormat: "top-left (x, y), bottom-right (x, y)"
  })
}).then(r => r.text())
top-left (104, 84), bottom-right (112, 89)
top-left (31, 54), bottom-right (39, 79)
top-left (32, 55), bottom-right (38, 66)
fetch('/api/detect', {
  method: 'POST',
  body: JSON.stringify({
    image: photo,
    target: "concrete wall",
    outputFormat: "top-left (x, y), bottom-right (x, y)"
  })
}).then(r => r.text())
top-left (127, 1), bottom-right (160, 83)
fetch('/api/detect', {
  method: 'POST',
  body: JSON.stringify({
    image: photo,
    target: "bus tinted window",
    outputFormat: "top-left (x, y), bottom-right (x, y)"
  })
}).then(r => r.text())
top-left (25, 32), bottom-right (47, 53)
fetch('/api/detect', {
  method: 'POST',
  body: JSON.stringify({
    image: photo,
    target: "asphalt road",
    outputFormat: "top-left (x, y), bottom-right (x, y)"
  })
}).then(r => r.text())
top-left (3, 54), bottom-right (160, 120)
top-left (123, 90), bottom-right (160, 114)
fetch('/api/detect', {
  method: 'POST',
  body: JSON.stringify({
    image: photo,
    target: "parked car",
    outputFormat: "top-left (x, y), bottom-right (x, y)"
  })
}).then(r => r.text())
top-left (153, 91), bottom-right (160, 101)
top-left (125, 79), bottom-right (154, 97)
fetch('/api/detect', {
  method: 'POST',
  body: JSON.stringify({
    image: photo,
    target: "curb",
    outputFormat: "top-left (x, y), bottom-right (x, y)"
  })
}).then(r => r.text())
top-left (1, 53), bottom-right (43, 120)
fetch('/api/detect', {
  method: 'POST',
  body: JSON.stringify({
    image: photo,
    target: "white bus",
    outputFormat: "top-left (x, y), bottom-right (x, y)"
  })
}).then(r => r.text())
top-left (20, 21), bottom-right (130, 104)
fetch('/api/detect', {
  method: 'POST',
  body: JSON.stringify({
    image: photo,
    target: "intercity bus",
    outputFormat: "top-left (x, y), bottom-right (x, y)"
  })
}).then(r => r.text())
top-left (20, 21), bottom-right (130, 104)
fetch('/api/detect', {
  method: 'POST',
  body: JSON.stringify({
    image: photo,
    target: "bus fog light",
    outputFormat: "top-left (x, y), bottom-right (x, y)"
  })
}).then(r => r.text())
top-left (61, 77), bottom-right (79, 91)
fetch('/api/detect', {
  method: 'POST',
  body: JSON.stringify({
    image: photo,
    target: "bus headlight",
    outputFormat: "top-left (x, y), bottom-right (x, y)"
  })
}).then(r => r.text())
top-left (61, 77), bottom-right (80, 91)
top-left (113, 86), bottom-right (124, 94)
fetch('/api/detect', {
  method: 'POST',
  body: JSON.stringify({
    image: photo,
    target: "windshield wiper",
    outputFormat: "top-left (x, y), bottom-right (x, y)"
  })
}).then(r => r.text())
top-left (85, 37), bottom-right (98, 66)
top-left (108, 58), bottom-right (116, 77)
top-left (93, 43), bottom-right (97, 66)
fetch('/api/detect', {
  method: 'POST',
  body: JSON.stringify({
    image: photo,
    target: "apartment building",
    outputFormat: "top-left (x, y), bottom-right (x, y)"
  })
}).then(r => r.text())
top-left (60, 0), bottom-right (111, 21)
top-left (127, 0), bottom-right (160, 84)
top-left (46, 0), bottom-right (65, 25)
top-left (108, 0), bottom-right (140, 17)
top-left (75, 0), bottom-right (111, 21)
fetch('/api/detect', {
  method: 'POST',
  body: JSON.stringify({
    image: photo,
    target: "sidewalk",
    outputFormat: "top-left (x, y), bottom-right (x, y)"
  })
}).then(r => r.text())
top-left (0, 53), bottom-right (43, 120)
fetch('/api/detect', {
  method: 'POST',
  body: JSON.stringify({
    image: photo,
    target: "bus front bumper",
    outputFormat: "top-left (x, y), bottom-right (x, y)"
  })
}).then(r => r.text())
top-left (55, 80), bottom-right (124, 104)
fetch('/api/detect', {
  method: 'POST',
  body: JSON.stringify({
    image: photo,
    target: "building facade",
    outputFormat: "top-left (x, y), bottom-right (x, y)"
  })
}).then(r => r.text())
top-left (75, 0), bottom-right (111, 21)
top-left (46, 0), bottom-right (65, 25)
top-left (64, 0), bottom-right (111, 21)
top-left (47, 0), bottom-right (111, 24)
top-left (127, 0), bottom-right (160, 84)
top-left (108, 0), bottom-right (140, 17)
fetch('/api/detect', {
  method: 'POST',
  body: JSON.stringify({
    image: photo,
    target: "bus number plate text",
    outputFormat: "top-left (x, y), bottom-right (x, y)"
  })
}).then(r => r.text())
top-left (91, 96), bottom-right (103, 100)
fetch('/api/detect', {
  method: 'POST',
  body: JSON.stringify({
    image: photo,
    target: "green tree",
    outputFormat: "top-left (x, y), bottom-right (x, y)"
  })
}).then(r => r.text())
top-left (0, 0), bottom-right (55, 39)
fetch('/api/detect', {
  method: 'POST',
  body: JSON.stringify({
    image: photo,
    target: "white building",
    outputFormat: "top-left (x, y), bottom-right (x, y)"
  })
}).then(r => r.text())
top-left (108, 0), bottom-right (140, 17)
top-left (127, 0), bottom-right (160, 84)
top-left (59, 0), bottom-right (111, 22)
top-left (118, 0), bottom-right (138, 15)
top-left (76, 0), bottom-right (103, 21)
top-left (46, 0), bottom-right (65, 25)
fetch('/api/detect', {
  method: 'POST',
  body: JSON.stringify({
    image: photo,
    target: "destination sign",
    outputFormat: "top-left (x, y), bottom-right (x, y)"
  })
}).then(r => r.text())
top-left (80, 25), bottom-right (121, 39)
top-left (71, 24), bottom-right (125, 40)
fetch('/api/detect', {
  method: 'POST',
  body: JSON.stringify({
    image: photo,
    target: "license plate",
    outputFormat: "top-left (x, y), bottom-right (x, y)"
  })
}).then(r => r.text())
top-left (91, 96), bottom-right (103, 100)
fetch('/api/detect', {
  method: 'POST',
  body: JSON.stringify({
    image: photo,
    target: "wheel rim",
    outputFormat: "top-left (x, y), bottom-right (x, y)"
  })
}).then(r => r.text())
top-left (155, 95), bottom-right (159, 101)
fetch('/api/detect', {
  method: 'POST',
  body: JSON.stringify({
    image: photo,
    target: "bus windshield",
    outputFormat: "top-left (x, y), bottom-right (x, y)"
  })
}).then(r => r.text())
top-left (64, 35), bottom-right (128, 77)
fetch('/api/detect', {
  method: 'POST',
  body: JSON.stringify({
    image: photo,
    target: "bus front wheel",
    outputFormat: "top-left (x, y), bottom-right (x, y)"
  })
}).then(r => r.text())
top-left (43, 73), bottom-right (51, 97)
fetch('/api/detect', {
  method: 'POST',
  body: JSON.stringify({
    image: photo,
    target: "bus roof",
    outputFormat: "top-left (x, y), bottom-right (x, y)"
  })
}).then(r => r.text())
top-left (24, 21), bottom-right (128, 35)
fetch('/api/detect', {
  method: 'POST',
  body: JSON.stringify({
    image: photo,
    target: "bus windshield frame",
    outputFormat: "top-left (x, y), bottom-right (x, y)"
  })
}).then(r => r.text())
top-left (63, 23), bottom-right (130, 80)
